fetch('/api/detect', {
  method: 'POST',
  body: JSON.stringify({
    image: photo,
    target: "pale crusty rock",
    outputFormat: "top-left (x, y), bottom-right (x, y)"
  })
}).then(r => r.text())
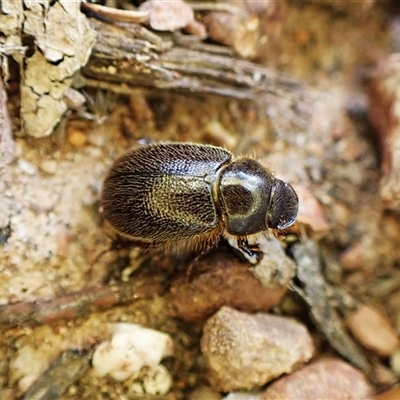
top-left (20, 0), bottom-right (96, 137)
top-left (201, 307), bottom-right (314, 392)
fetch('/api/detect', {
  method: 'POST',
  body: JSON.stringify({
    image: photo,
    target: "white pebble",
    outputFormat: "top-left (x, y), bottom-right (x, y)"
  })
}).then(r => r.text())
top-left (18, 159), bottom-right (37, 175)
top-left (40, 160), bottom-right (57, 175)
top-left (142, 364), bottom-right (173, 395)
top-left (92, 323), bottom-right (173, 381)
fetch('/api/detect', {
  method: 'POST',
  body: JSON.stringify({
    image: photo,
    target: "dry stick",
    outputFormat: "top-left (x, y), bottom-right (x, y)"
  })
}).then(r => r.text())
top-left (22, 349), bottom-right (91, 400)
top-left (0, 276), bottom-right (166, 330)
top-left (290, 240), bottom-right (371, 374)
top-left (81, 2), bottom-right (149, 24)
top-left (81, 18), bottom-right (304, 102)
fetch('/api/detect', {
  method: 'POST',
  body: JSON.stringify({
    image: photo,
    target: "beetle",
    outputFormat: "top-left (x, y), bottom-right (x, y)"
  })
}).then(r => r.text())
top-left (101, 143), bottom-right (298, 264)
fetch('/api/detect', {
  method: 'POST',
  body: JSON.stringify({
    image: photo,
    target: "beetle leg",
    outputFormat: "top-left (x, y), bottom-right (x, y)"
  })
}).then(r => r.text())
top-left (237, 238), bottom-right (263, 264)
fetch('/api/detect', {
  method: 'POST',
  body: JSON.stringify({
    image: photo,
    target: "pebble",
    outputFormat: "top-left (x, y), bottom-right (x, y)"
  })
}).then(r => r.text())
top-left (67, 128), bottom-right (87, 147)
top-left (261, 358), bottom-right (373, 400)
top-left (291, 184), bottom-right (330, 233)
top-left (346, 304), bottom-right (399, 357)
top-left (18, 159), bottom-right (37, 175)
top-left (169, 246), bottom-right (289, 321)
top-left (40, 160), bottom-right (58, 175)
top-left (188, 385), bottom-right (223, 400)
top-left (340, 242), bottom-right (365, 270)
top-left (139, 0), bottom-right (194, 31)
top-left (374, 385), bottom-right (400, 400)
top-left (390, 347), bottom-right (400, 376)
top-left (63, 88), bottom-right (86, 110)
top-left (92, 323), bottom-right (173, 382)
top-left (224, 393), bottom-right (262, 400)
top-left (141, 364), bottom-right (173, 395)
top-left (201, 307), bottom-right (314, 392)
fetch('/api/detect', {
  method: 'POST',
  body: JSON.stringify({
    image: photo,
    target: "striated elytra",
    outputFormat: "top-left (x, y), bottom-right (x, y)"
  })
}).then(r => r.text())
top-left (101, 143), bottom-right (298, 263)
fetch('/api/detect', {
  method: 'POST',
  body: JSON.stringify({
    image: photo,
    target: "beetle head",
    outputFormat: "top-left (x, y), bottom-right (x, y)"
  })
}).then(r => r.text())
top-left (266, 179), bottom-right (299, 230)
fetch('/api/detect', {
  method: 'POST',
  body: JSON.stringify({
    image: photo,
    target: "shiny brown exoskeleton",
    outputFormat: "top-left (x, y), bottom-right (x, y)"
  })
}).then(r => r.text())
top-left (101, 143), bottom-right (298, 263)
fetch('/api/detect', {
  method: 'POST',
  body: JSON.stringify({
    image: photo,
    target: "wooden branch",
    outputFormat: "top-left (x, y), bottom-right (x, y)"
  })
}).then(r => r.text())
top-left (0, 275), bottom-right (166, 330)
top-left (82, 17), bottom-right (303, 101)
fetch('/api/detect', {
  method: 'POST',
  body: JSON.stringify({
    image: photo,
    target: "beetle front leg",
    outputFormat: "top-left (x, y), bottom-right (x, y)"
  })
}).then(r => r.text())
top-left (236, 238), bottom-right (263, 265)
top-left (224, 234), bottom-right (264, 264)
top-left (237, 239), bottom-right (263, 264)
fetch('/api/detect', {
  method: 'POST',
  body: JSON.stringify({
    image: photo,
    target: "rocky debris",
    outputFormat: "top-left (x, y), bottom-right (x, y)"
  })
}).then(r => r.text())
top-left (201, 307), bottom-right (314, 392)
top-left (261, 358), bottom-right (373, 400)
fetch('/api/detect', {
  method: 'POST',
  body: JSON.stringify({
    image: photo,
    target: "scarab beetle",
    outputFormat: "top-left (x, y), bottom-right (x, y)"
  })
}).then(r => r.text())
top-left (101, 143), bottom-right (298, 263)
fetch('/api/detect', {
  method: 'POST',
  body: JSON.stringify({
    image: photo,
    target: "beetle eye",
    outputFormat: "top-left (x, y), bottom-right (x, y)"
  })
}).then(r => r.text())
top-left (266, 180), bottom-right (299, 230)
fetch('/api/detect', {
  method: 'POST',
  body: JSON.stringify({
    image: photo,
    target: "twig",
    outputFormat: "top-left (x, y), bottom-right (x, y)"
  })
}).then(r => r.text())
top-left (81, 18), bottom-right (305, 103)
top-left (0, 275), bottom-right (166, 330)
top-left (81, 2), bottom-right (149, 24)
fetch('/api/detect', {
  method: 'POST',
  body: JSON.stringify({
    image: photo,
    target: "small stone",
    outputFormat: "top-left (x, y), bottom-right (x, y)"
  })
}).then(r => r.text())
top-left (168, 247), bottom-right (289, 321)
top-left (40, 160), bottom-right (58, 175)
top-left (67, 128), bottom-right (87, 147)
top-left (188, 385), bottom-right (222, 400)
top-left (261, 358), bottom-right (373, 400)
top-left (63, 88), bottom-right (86, 110)
top-left (142, 364), bottom-right (173, 395)
top-left (390, 347), bottom-right (400, 376)
top-left (346, 304), bottom-right (399, 357)
top-left (224, 393), bottom-right (262, 400)
top-left (374, 385), bottom-right (400, 400)
top-left (201, 307), bottom-right (314, 392)
top-left (18, 159), bottom-right (37, 175)
top-left (340, 242), bottom-right (365, 270)
top-left (291, 184), bottom-right (330, 233)
top-left (203, 12), bottom-right (237, 47)
top-left (202, 10), bottom-right (261, 59)
top-left (92, 323), bottom-right (174, 381)
top-left (184, 19), bottom-right (207, 39)
top-left (139, 0), bottom-right (194, 32)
